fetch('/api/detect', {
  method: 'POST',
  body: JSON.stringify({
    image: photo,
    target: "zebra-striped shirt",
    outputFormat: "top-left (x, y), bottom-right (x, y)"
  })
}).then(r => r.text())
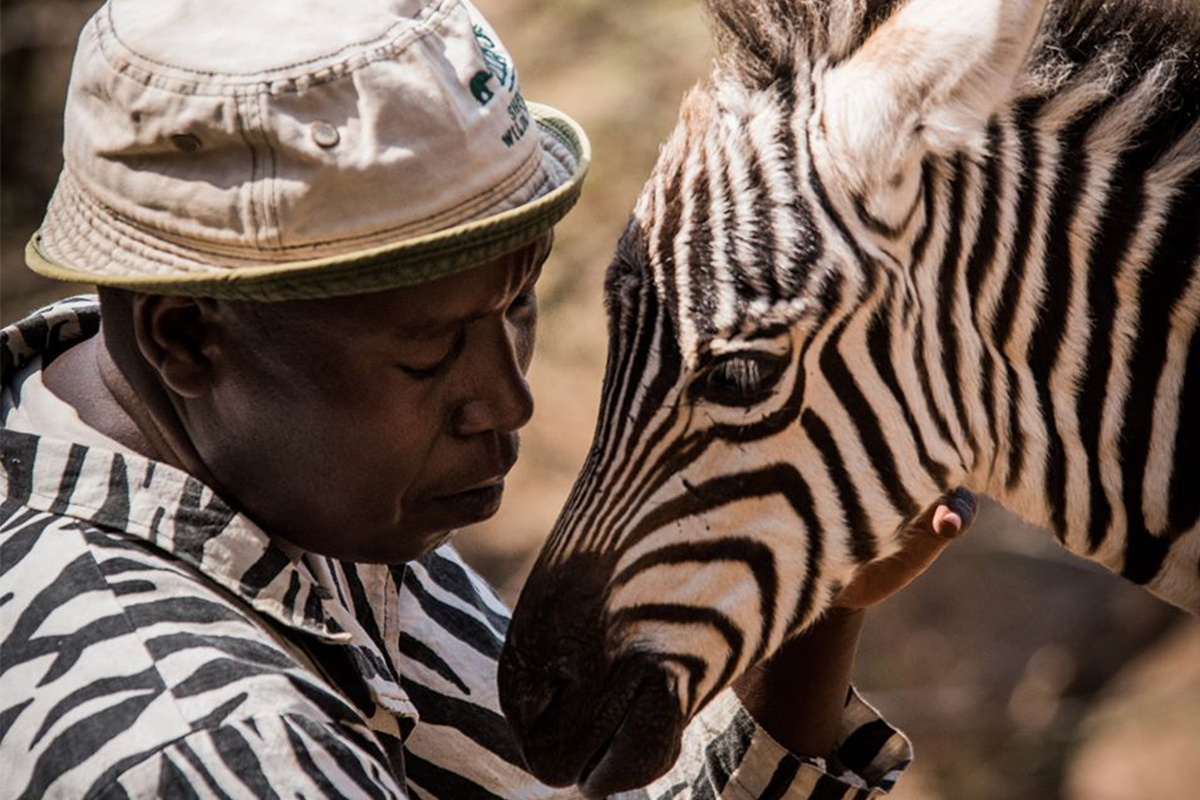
top-left (0, 297), bottom-right (911, 800)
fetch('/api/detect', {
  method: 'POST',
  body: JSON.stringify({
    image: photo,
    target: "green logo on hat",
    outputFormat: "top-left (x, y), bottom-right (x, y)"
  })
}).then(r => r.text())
top-left (471, 71), bottom-right (495, 105)
top-left (501, 91), bottom-right (531, 149)
top-left (471, 24), bottom-right (516, 107)
top-left (469, 23), bottom-right (528, 148)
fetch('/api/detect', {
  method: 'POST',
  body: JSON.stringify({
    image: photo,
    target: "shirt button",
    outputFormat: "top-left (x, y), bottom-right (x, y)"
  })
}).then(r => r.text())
top-left (311, 120), bottom-right (340, 148)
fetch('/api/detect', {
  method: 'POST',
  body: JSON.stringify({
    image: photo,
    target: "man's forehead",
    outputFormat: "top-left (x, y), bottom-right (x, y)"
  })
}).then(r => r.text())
top-left (246, 234), bottom-right (552, 340)
top-left (392, 237), bottom-right (551, 336)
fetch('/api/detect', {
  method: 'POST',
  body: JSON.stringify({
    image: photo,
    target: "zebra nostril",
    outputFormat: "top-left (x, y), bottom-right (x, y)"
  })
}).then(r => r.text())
top-left (513, 673), bottom-right (565, 733)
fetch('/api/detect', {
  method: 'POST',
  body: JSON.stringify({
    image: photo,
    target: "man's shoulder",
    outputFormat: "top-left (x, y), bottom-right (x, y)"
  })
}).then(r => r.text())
top-left (2, 500), bottom-right (279, 643)
top-left (0, 503), bottom-right (373, 799)
top-left (1, 295), bottom-right (100, 378)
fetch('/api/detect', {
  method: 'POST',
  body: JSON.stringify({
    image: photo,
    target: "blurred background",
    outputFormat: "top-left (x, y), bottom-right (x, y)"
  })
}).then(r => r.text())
top-left (2, 1), bottom-right (1196, 797)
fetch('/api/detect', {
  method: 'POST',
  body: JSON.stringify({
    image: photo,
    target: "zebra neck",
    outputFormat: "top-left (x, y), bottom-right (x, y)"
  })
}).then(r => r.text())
top-left (903, 113), bottom-right (1119, 544)
top-left (904, 89), bottom-right (1199, 590)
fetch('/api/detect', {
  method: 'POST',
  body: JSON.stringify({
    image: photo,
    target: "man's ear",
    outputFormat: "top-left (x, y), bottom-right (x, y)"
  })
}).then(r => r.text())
top-left (130, 294), bottom-right (219, 399)
top-left (820, 0), bottom-right (1048, 193)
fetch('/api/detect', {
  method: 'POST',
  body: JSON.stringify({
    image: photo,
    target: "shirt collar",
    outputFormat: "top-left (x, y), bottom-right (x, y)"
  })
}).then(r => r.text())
top-left (1, 296), bottom-right (351, 644)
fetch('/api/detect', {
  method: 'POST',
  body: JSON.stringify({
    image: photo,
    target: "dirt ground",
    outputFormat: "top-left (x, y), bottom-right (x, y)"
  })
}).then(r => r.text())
top-left (3, 1), bottom-right (1197, 798)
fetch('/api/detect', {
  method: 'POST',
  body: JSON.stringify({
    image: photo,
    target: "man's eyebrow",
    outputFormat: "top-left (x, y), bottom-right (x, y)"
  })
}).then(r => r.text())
top-left (396, 312), bottom-right (485, 338)
top-left (396, 256), bottom-right (544, 337)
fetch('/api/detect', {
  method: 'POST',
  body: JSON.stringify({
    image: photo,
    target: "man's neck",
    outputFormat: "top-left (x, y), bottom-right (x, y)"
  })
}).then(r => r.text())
top-left (42, 332), bottom-right (202, 481)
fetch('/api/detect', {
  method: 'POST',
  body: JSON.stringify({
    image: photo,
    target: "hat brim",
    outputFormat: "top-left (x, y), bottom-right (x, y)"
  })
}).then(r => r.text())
top-left (26, 103), bottom-right (590, 301)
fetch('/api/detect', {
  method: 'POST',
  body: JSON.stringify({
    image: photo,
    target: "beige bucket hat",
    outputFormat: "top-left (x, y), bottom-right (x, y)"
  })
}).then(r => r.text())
top-left (25, 0), bottom-right (590, 300)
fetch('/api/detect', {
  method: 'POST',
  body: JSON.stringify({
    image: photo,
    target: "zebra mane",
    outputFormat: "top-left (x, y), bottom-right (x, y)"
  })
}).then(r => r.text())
top-left (702, 0), bottom-right (898, 84)
top-left (625, 0), bottom-right (1200, 364)
top-left (704, 0), bottom-right (1200, 96)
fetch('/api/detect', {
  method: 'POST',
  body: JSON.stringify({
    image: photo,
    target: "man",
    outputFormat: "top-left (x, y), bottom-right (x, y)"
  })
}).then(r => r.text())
top-left (0, 1), bottom-right (973, 797)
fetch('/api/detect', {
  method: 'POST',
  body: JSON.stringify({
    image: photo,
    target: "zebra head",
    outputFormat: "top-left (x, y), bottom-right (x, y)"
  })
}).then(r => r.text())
top-left (501, 0), bottom-right (1048, 793)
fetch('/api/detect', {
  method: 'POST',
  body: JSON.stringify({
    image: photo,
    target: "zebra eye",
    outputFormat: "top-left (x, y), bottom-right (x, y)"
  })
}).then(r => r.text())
top-left (700, 352), bottom-right (789, 406)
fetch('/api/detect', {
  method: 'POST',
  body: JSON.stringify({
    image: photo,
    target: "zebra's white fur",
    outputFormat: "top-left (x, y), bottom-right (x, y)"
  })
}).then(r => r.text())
top-left (503, 0), bottom-right (1200, 788)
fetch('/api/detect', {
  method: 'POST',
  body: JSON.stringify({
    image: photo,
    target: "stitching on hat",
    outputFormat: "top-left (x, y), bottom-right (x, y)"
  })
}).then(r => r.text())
top-left (45, 155), bottom-right (577, 281)
top-left (249, 92), bottom-right (272, 250)
top-left (229, 144), bottom-right (540, 255)
top-left (96, 0), bottom-right (460, 95)
top-left (267, 111), bottom-right (284, 251)
top-left (87, 131), bottom-right (548, 259)
top-left (57, 182), bottom-right (170, 275)
top-left (38, 181), bottom-right (583, 298)
top-left (233, 92), bottom-right (263, 251)
top-left (346, 120), bottom-right (575, 244)
top-left (375, 147), bottom-right (547, 242)
top-left (259, 199), bottom-right (578, 298)
top-left (60, 121), bottom-right (575, 269)
top-left (48, 176), bottom-right (206, 277)
top-left (55, 144), bottom-right (541, 267)
top-left (34, 109), bottom-right (587, 292)
top-left (62, 170), bottom-right (233, 275)
top-left (255, 91), bottom-right (285, 250)
top-left (263, 142), bottom-right (545, 252)
top-left (50, 112), bottom-right (582, 262)
top-left (40, 177), bottom-right (580, 293)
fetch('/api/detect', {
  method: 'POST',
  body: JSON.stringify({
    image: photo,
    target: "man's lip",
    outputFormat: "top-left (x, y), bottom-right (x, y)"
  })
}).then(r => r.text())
top-left (441, 476), bottom-right (506, 498)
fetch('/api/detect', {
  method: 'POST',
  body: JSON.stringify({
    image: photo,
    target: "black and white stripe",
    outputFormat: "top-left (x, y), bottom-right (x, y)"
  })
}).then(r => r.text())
top-left (511, 0), bottom-right (1200, 744)
top-left (2, 298), bottom-right (913, 800)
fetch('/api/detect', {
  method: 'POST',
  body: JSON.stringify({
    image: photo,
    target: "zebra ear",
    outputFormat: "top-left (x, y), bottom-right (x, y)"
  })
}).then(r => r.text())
top-left (820, 0), bottom-right (1047, 191)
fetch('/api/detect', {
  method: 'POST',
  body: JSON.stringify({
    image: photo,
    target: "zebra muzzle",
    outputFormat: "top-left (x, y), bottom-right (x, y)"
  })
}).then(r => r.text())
top-left (500, 551), bottom-right (690, 793)
top-left (499, 646), bottom-right (684, 797)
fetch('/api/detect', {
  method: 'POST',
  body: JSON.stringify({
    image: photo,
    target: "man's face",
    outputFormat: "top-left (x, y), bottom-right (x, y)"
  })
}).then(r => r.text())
top-left (200, 235), bottom-right (552, 563)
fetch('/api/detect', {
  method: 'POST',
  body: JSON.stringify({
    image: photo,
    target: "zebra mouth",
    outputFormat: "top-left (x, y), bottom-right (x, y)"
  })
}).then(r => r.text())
top-left (577, 668), bottom-right (683, 797)
top-left (501, 651), bottom-right (685, 796)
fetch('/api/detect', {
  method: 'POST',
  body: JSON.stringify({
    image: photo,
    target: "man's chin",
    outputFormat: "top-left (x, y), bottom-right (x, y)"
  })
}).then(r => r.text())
top-left (359, 521), bottom-right (464, 564)
top-left (268, 519), bottom-right (445, 565)
top-left (378, 483), bottom-right (506, 561)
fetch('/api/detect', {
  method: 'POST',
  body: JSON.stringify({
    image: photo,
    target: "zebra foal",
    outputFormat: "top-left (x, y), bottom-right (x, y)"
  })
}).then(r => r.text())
top-left (500, 0), bottom-right (1200, 794)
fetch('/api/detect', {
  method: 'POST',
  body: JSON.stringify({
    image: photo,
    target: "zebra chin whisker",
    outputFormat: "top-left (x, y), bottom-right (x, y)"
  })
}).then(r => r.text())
top-left (659, 654), bottom-right (708, 718)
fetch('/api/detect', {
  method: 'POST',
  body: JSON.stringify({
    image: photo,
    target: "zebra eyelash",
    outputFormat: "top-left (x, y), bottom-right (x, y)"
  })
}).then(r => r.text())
top-left (693, 350), bottom-right (791, 406)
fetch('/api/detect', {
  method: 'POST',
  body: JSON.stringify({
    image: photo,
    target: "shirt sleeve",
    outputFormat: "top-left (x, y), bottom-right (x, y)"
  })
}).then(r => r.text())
top-left (640, 686), bottom-right (912, 800)
top-left (93, 715), bottom-right (407, 800)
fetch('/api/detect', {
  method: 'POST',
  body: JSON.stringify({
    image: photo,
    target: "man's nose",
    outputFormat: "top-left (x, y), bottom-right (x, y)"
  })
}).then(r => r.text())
top-left (452, 322), bottom-right (534, 436)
